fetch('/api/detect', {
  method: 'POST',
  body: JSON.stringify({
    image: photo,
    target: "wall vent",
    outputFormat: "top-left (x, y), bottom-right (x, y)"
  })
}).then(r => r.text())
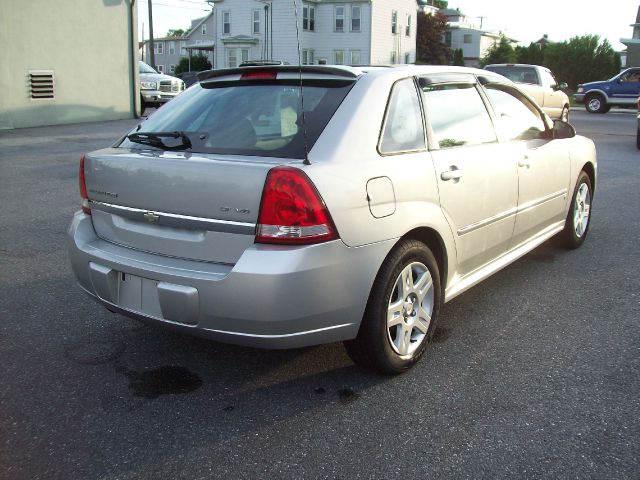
top-left (29, 71), bottom-right (55, 100)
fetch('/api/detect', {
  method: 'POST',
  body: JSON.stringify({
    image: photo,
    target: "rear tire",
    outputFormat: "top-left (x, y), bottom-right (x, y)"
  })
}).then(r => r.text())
top-left (344, 240), bottom-right (442, 374)
top-left (558, 171), bottom-right (592, 249)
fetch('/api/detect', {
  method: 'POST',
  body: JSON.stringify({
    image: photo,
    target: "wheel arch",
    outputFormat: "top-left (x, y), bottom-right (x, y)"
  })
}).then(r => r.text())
top-left (584, 89), bottom-right (609, 101)
top-left (581, 161), bottom-right (596, 194)
top-left (400, 227), bottom-right (449, 293)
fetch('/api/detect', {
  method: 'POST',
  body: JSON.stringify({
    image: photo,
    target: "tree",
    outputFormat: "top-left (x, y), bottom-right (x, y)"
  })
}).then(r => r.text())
top-left (480, 35), bottom-right (516, 66)
top-left (452, 48), bottom-right (464, 66)
top-left (416, 11), bottom-right (451, 65)
top-left (515, 43), bottom-right (545, 65)
top-left (434, 0), bottom-right (448, 8)
top-left (543, 35), bottom-right (619, 90)
top-left (167, 28), bottom-right (188, 37)
top-left (174, 55), bottom-right (212, 75)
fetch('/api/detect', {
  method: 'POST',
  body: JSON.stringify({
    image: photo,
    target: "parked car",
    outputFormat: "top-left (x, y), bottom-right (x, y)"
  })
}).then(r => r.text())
top-left (139, 61), bottom-right (185, 114)
top-left (176, 71), bottom-right (200, 88)
top-left (68, 65), bottom-right (597, 373)
top-left (637, 97), bottom-right (640, 149)
top-left (484, 64), bottom-right (570, 121)
top-left (575, 67), bottom-right (640, 113)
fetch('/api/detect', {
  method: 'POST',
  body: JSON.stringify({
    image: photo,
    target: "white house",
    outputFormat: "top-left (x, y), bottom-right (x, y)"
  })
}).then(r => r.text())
top-left (145, 0), bottom-right (418, 71)
top-left (441, 8), bottom-right (517, 67)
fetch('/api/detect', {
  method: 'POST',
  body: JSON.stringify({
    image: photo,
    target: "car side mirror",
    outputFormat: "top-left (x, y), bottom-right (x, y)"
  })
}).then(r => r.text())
top-left (553, 119), bottom-right (576, 140)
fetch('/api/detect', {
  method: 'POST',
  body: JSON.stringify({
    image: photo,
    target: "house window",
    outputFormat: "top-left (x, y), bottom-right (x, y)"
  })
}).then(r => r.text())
top-left (302, 49), bottom-right (315, 65)
top-left (334, 50), bottom-right (344, 65)
top-left (252, 9), bottom-right (260, 34)
top-left (444, 31), bottom-right (452, 46)
top-left (303, 5), bottom-right (315, 31)
top-left (405, 52), bottom-right (410, 64)
top-left (406, 14), bottom-right (411, 36)
top-left (318, 59), bottom-right (327, 65)
top-left (169, 41), bottom-right (175, 55)
top-left (202, 23), bottom-right (207, 35)
top-left (350, 50), bottom-right (361, 65)
top-left (156, 64), bottom-right (164, 73)
top-left (180, 41), bottom-right (187, 55)
top-left (154, 42), bottom-right (164, 55)
top-left (335, 6), bottom-right (345, 32)
top-left (226, 48), bottom-right (237, 67)
top-left (223, 11), bottom-right (231, 35)
top-left (391, 11), bottom-right (397, 34)
top-left (170, 64), bottom-right (176, 73)
top-left (241, 49), bottom-right (249, 64)
top-left (463, 34), bottom-right (472, 44)
top-left (390, 51), bottom-right (397, 64)
top-left (351, 5), bottom-right (361, 32)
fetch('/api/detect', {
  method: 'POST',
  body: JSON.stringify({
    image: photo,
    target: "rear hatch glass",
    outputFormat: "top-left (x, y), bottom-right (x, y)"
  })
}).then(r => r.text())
top-left (121, 80), bottom-right (354, 159)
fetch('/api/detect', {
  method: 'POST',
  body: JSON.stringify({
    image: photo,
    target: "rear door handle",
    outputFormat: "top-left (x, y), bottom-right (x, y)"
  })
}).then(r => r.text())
top-left (440, 168), bottom-right (464, 181)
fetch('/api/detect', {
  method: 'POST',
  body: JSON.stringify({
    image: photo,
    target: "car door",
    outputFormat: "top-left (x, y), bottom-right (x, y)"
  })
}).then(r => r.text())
top-left (419, 76), bottom-right (519, 277)
top-left (482, 83), bottom-right (571, 247)
top-left (612, 68), bottom-right (640, 104)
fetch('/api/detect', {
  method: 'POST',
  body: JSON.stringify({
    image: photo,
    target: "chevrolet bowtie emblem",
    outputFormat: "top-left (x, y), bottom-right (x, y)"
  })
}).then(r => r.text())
top-left (143, 211), bottom-right (160, 223)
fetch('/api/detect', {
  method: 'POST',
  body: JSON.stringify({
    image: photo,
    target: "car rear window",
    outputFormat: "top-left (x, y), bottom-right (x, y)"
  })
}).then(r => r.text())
top-left (123, 81), bottom-right (354, 158)
top-left (485, 66), bottom-right (539, 85)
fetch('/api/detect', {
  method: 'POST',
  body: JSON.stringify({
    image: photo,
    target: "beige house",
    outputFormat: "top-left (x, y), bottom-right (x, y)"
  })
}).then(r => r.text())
top-left (0, 0), bottom-right (139, 129)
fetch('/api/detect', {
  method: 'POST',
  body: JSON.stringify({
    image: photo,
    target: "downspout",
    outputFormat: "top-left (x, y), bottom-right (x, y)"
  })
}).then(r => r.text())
top-left (127, 0), bottom-right (139, 119)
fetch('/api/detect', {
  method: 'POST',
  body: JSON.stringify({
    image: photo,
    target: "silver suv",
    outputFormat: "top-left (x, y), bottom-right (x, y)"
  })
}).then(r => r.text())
top-left (139, 61), bottom-right (185, 113)
top-left (68, 65), bottom-right (596, 373)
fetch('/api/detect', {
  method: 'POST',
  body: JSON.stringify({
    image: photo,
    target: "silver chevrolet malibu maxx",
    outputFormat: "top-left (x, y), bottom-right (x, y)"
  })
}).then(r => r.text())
top-left (68, 65), bottom-right (596, 373)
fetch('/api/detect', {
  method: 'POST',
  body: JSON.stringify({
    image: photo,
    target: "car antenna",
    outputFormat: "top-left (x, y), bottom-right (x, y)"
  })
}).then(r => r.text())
top-left (293, 0), bottom-right (311, 165)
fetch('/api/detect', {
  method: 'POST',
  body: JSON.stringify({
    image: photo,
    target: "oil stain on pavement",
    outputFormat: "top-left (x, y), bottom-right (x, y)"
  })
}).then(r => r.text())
top-left (115, 365), bottom-right (202, 399)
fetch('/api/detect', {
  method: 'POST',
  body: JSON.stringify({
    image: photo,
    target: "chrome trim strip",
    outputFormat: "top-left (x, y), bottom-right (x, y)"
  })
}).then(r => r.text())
top-left (90, 200), bottom-right (256, 235)
top-left (201, 323), bottom-right (355, 339)
top-left (457, 189), bottom-right (568, 236)
top-left (516, 189), bottom-right (568, 215)
top-left (457, 207), bottom-right (518, 236)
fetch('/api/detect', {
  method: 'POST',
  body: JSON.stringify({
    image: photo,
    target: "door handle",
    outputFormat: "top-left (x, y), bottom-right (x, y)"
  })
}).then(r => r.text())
top-left (518, 156), bottom-right (531, 168)
top-left (440, 168), bottom-right (464, 181)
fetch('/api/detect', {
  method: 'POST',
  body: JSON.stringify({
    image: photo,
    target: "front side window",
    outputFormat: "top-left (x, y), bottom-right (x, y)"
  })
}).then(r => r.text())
top-left (335, 6), bottom-right (345, 32)
top-left (223, 11), bottom-right (231, 35)
top-left (620, 69), bottom-right (640, 83)
top-left (351, 6), bottom-right (361, 32)
top-left (484, 85), bottom-right (546, 141)
top-left (380, 78), bottom-right (426, 154)
top-left (252, 9), bottom-right (260, 34)
top-left (421, 82), bottom-right (496, 149)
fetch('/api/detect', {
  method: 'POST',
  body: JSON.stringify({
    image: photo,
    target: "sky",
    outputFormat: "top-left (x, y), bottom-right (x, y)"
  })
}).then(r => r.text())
top-left (138, 0), bottom-right (638, 51)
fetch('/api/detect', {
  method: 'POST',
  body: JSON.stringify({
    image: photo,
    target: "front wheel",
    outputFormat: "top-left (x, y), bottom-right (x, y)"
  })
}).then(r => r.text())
top-left (558, 171), bottom-right (592, 249)
top-left (344, 240), bottom-right (442, 374)
top-left (585, 94), bottom-right (608, 114)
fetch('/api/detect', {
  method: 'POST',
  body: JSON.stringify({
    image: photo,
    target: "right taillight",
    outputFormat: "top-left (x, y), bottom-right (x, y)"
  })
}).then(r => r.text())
top-left (256, 166), bottom-right (338, 245)
top-left (79, 154), bottom-right (91, 215)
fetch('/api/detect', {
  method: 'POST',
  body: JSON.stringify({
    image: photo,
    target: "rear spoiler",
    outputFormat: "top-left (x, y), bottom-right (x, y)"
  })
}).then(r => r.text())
top-left (197, 65), bottom-right (361, 84)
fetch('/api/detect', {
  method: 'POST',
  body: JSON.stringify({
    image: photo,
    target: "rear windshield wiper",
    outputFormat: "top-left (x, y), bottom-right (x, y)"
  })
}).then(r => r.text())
top-left (127, 131), bottom-right (192, 151)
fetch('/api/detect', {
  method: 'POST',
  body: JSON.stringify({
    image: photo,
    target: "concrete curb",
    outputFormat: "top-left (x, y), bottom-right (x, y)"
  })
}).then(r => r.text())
top-left (570, 106), bottom-right (636, 115)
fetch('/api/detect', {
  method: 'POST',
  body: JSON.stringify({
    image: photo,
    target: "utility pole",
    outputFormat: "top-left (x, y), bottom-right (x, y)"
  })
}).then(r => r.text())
top-left (148, 0), bottom-right (156, 69)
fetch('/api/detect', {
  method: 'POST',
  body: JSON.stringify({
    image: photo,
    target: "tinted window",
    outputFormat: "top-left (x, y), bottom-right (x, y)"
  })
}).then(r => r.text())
top-left (485, 66), bottom-right (539, 85)
top-left (484, 85), bottom-right (546, 141)
top-left (379, 78), bottom-right (425, 153)
top-left (421, 83), bottom-right (496, 149)
top-left (124, 82), bottom-right (353, 159)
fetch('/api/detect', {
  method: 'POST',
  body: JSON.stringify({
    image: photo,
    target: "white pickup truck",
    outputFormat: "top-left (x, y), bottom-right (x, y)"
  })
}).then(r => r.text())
top-left (484, 64), bottom-right (570, 122)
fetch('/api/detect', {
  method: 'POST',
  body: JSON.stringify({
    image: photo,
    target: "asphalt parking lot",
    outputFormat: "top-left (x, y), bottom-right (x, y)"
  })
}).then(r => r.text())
top-left (0, 109), bottom-right (638, 479)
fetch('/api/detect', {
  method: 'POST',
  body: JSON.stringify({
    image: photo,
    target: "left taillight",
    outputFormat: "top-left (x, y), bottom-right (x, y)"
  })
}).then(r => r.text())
top-left (79, 154), bottom-right (91, 215)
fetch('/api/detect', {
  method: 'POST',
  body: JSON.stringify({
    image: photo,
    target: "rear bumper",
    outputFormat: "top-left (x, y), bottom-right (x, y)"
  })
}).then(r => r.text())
top-left (67, 212), bottom-right (393, 349)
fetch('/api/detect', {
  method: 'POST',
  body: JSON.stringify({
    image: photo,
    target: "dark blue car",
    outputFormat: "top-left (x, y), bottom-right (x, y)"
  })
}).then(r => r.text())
top-left (574, 67), bottom-right (640, 113)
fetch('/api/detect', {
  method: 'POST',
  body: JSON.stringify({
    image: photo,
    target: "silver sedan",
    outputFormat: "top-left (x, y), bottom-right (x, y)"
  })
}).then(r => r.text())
top-left (67, 65), bottom-right (596, 373)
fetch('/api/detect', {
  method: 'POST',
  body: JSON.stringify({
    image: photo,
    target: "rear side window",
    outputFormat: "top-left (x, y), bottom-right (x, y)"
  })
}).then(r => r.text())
top-left (421, 83), bottom-right (496, 149)
top-left (379, 78), bottom-right (425, 154)
top-left (484, 85), bottom-right (546, 141)
top-left (125, 81), bottom-right (353, 159)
